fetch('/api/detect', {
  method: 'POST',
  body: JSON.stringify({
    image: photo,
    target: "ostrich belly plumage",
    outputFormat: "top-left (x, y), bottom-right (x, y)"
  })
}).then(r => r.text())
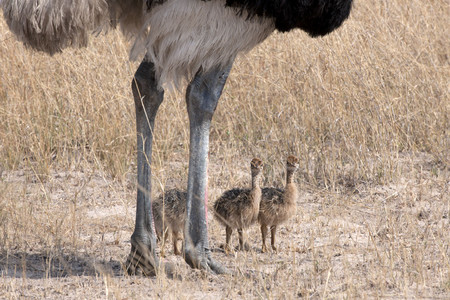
top-left (130, 0), bottom-right (275, 88)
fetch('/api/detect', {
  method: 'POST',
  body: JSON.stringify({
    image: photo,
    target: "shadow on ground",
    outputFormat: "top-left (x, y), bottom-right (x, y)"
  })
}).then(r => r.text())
top-left (0, 250), bottom-right (123, 279)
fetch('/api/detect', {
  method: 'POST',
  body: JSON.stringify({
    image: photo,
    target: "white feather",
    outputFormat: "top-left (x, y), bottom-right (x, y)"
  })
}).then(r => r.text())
top-left (1, 0), bottom-right (275, 89)
top-left (130, 0), bottom-right (275, 89)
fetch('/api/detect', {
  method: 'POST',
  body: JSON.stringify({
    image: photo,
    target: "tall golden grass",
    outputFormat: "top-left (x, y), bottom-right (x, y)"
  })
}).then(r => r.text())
top-left (0, 0), bottom-right (447, 187)
top-left (0, 0), bottom-right (448, 298)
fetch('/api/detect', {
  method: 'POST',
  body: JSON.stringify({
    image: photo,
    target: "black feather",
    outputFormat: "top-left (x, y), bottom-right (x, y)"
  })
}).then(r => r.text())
top-left (224, 0), bottom-right (353, 36)
top-left (146, 0), bottom-right (352, 36)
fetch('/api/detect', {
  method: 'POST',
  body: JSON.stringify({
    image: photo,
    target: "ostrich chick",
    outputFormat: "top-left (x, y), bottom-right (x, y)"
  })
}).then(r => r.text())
top-left (152, 189), bottom-right (187, 256)
top-left (259, 156), bottom-right (299, 253)
top-left (214, 158), bottom-right (264, 253)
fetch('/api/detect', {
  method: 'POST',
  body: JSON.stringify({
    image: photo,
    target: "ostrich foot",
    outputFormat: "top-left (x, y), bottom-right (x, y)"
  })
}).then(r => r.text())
top-left (219, 243), bottom-right (233, 254)
top-left (125, 239), bottom-right (175, 278)
top-left (160, 248), bottom-right (166, 258)
top-left (237, 242), bottom-right (251, 251)
top-left (184, 247), bottom-right (230, 274)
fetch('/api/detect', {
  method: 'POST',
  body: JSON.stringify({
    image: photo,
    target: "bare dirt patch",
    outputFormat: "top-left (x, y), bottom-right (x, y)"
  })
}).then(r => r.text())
top-left (1, 153), bottom-right (448, 299)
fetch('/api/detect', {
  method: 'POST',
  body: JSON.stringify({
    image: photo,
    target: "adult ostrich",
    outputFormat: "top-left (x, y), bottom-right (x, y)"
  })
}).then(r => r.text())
top-left (1, 0), bottom-right (353, 275)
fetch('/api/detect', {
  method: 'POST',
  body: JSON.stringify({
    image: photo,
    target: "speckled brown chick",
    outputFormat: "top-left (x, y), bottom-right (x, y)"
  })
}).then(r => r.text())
top-left (152, 188), bottom-right (187, 257)
top-left (213, 158), bottom-right (264, 253)
top-left (259, 155), bottom-right (299, 253)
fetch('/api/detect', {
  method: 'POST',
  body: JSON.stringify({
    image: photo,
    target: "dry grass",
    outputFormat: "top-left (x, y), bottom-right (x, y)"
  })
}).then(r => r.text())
top-left (0, 0), bottom-right (449, 298)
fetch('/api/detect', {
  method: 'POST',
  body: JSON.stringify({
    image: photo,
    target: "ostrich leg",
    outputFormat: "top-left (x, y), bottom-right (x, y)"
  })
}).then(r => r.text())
top-left (184, 64), bottom-right (233, 274)
top-left (126, 59), bottom-right (164, 276)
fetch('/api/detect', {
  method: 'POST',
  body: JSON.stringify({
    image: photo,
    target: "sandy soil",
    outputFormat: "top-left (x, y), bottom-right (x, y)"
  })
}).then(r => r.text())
top-left (0, 152), bottom-right (448, 299)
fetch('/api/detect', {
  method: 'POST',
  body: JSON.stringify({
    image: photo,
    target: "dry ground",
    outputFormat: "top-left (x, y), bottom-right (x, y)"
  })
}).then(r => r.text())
top-left (0, 0), bottom-right (449, 299)
top-left (0, 153), bottom-right (448, 299)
